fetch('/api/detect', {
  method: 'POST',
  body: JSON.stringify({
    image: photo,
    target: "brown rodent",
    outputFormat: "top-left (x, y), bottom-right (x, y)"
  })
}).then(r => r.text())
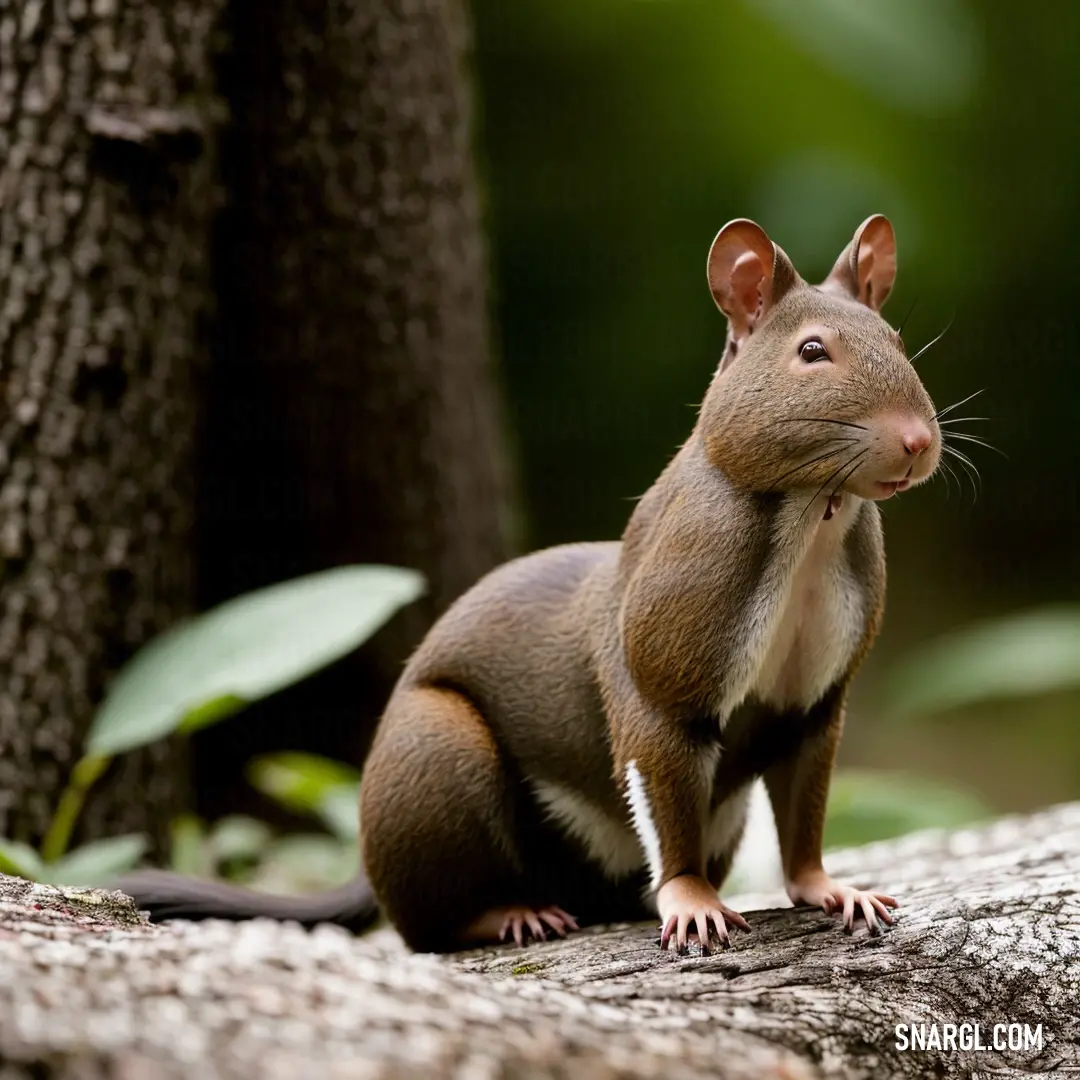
top-left (119, 214), bottom-right (941, 954)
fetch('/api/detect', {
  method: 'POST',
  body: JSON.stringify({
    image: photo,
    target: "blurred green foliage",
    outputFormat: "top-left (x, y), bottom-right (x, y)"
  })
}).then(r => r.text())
top-left (885, 605), bottom-right (1080, 718)
top-left (823, 770), bottom-right (989, 850)
top-left (86, 566), bottom-right (425, 759)
top-left (247, 752), bottom-right (362, 841)
top-left (469, 0), bottom-right (1080, 813)
top-left (0, 567), bottom-right (422, 887)
top-left (169, 814), bottom-right (275, 879)
top-left (166, 811), bottom-right (357, 897)
top-left (0, 834), bottom-right (148, 886)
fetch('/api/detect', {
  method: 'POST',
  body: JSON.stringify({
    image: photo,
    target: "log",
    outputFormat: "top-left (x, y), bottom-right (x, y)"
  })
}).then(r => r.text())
top-left (0, 803), bottom-right (1077, 1079)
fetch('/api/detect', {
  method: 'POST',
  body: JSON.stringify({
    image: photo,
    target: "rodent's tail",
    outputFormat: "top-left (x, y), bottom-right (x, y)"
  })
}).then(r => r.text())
top-left (114, 869), bottom-right (379, 934)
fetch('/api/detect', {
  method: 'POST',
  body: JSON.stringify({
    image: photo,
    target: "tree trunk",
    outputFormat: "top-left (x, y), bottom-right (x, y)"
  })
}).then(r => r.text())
top-left (0, 0), bottom-right (224, 849)
top-left (194, 0), bottom-right (515, 815)
top-left (1, 803), bottom-right (1077, 1078)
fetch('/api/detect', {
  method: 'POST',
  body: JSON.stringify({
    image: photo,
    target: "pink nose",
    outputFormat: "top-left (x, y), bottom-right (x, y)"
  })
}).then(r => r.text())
top-left (902, 422), bottom-right (933, 456)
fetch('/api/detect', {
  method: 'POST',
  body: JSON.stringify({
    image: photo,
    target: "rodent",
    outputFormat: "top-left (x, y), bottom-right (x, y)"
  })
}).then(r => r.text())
top-left (118, 214), bottom-right (941, 954)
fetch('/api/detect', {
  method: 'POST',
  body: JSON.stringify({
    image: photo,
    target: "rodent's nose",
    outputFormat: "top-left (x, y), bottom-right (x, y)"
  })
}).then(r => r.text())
top-left (902, 421), bottom-right (933, 456)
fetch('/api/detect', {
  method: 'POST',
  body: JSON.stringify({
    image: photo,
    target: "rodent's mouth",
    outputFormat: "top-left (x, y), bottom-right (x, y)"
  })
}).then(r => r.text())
top-left (823, 467), bottom-right (914, 517)
top-left (824, 474), bottom-right (911, 517)
top-left (871, 461), bottom-right (920, 499)
top-left (873, 478), bottom-right (912, 498)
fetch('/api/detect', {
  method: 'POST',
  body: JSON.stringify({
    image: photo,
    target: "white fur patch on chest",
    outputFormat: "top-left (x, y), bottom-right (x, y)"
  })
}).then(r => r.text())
top-left (531, 778), bottom-right (645, 879)
top-left (716, 496), bottom-right (866, 717)
top-left (753, 534), bottom-right (864, 710)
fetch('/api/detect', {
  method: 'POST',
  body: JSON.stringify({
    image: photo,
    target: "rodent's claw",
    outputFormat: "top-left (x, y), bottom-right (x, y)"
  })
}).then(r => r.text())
top-left (498, 911), bottom-right (524, 947)
top-left (658, 914), bottom-right (668, 948)
top-left (659, 909), bottom-right (737, 954)
top-left (492, 904), bottom-right (579, 948)
top-left (724, 907), bottom-right (752, 933)
top-left (850, 891), bottom-right (892, 935)
top-left (789, 872), bottom-right (898, 935)
top-left (526, 910), bottom-right (547, 941)
top-left (545, 906), bottom-right (580, 933)
top-left (538, 909), bottom-right (567, 938)
top-left (657, 875), bottom-right (750, 954)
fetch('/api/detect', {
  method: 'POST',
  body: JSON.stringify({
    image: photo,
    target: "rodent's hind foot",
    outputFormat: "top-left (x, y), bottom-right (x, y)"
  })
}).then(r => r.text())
top-left (462, 904), bottom-right (580, 948)
top-left (657, 874), bottom-right (751, 954)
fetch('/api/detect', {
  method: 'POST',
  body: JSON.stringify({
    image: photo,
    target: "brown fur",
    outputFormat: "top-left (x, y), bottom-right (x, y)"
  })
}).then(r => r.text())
top-left (119, 215), bottom-right (940, 953)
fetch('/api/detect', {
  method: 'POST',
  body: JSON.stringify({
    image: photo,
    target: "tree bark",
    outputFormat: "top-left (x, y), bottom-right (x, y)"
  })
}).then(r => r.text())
top-left (1, 803), bottom-right (1077, 1079)
top-left (193, 0), bottom-right (515, 816)
top-left (0, 0), bottom-right (224, 849)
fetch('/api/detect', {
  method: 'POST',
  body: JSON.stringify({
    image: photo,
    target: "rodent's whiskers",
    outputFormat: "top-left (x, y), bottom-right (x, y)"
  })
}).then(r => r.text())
top-left (942, 430), bottom-right (1007, 458)
top-left (941, 443), bottom-right (981, 501)
top-left (896, 294), bottom-right (919, 337)
top-left (774, 417), bottom-right (870, 432)
top-left (767, 440), bottom-right (858, 490)
top-left (829, 450), bottom-right (869, 500)
top-left (930, 391), bottom-right (999, 503)
top-left (797, 447), bottom-right (868, 525)
top-left (933, 388), bottom-right (985, 422)
top-left (935, 456), bottom-right (961, 501)
top-left (909, 317), bottom-right (954, 366)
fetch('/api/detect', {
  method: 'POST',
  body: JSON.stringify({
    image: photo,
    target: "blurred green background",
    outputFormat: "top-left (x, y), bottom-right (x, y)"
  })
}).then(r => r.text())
top-left (468, 0), bottom-right (1080, 816)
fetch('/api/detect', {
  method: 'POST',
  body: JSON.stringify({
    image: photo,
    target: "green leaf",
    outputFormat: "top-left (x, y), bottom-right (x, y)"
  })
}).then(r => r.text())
top-left (175, 695), bottom-right (247, 737)
top-left (317, 785), bottom-right (361, 842)
top-left (824, 770), bottom-right (990, 850)
top-left (882, 605), bottom-right (1080, 718)
top-left (245, 834), bottom-right (358, 895)
top-left (44, 834), bottom-right (149, 886)
top-left (0, 838), bottom-right (46, 880)
top-left (169, 814), bottom-right (210, 876)
top-left (85, 565), bottom-right (426, 757)
top-left (247, 752), bottom-right (362, 817)
top-left (209, 815), bottom-right (274, 866)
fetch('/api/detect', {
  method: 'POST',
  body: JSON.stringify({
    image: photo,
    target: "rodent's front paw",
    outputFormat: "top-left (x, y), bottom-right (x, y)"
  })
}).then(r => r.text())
top-left (656, 874), bottom-right (751, 954)
top-left (787, 870), bottom-right (898, 934)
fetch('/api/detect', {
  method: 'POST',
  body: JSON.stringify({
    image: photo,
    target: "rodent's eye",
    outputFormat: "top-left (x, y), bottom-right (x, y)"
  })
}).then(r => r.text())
top-left (799, 339), bottom-right (830, 364)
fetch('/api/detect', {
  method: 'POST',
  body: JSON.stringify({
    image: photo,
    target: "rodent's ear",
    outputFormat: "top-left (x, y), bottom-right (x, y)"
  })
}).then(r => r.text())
top-left (707, 220), bottom-right (798, 349)
top-left (822, 214), bottom-right (897, 312)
